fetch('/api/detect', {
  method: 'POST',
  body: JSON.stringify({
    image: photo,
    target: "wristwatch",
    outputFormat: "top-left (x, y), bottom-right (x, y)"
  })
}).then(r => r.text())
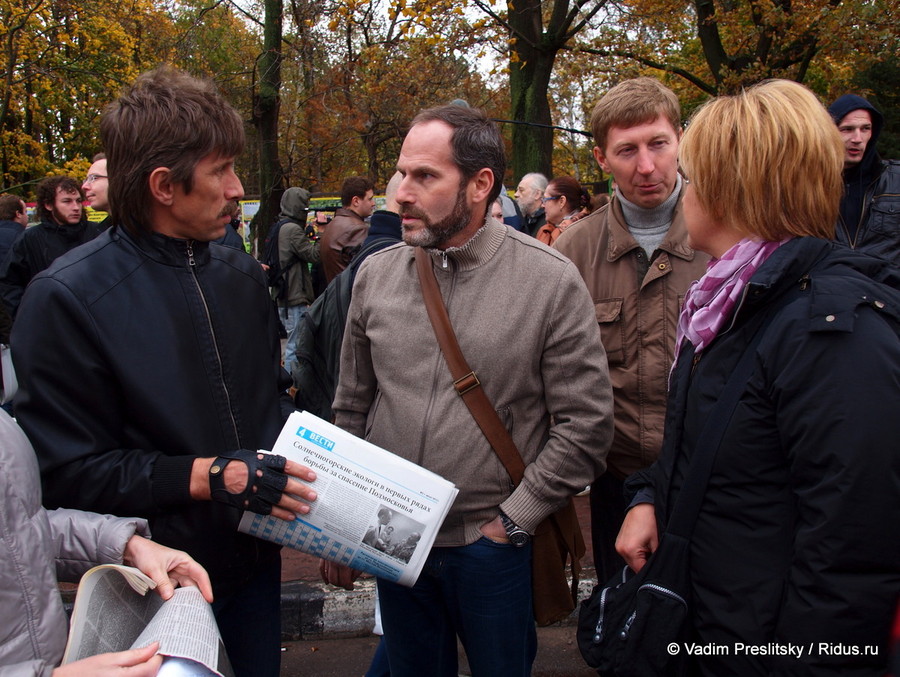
top-left (499, 511), bottom-right (530, 547)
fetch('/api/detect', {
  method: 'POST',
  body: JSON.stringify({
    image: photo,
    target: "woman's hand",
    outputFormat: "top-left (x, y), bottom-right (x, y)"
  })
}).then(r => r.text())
top-left (123, 536), bottom-right (213, 603)
top-left (615, 503), bottom-right (659, 573)
top-left (53, 642), bottom-right (162, 676)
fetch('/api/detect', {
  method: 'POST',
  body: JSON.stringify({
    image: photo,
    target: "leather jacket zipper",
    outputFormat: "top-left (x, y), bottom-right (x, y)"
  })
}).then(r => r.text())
top-left (839, 176), bottom-right (879, 249)
top-left (186, 240), bottom-right (241, 445)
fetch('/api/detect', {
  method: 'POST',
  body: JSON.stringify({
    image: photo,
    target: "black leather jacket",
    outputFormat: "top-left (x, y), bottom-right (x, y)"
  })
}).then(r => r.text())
top-left (836, 160), bottom-right (900, 267)
top-left (12, 226), bottom-right (291, 596)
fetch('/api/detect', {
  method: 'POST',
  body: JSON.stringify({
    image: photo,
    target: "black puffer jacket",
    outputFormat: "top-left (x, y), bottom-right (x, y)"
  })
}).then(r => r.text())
top-left (11, 225), bottom-right (291, 597)
top-left (641, 237), bottom-right (900, 676)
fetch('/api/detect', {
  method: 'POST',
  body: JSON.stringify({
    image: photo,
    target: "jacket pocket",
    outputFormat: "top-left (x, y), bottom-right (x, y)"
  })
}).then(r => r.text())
top-left (869, 195), bottom-right (899, 235)
top-left (595, 299), bottom-right (625, 367)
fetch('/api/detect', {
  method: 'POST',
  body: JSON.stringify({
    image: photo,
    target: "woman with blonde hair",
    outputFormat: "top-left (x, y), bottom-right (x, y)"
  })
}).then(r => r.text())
top-left (535, 176), bottom-right (590, 246)
top-left (616, 80), bottom-right (900, 676)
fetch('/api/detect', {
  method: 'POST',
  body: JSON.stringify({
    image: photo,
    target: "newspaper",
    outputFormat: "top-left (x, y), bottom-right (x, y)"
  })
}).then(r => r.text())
top-left (239, 410), bottom-right (459, 587)
top-left (63, 564), bottom-right (232, 677)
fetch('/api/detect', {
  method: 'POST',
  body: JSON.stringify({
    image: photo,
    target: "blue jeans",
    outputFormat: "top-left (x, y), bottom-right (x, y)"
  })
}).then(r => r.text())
top-left (212, 555), bottom-right (282, 677)
top-left (279, 303), bottom-right (307, 381)
top-left (365, 636), bottom-right (391, 677)
top-left (377, 538), bottom-right (536, 677)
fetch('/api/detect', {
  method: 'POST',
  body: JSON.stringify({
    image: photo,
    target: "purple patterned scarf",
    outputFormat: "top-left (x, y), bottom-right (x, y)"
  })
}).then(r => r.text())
top-left (673, 237), bottom-right (791, 370)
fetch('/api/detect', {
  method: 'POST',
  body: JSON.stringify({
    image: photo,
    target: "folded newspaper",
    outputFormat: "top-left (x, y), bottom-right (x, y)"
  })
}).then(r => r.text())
top-left (62, 564), bottom-right (232, 677)
top-left (239, 410), bottom-right (458, 587)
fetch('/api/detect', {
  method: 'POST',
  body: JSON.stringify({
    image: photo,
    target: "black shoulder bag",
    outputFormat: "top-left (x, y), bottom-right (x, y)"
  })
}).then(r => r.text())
top-left (577, 305), bottom-right (781, 676)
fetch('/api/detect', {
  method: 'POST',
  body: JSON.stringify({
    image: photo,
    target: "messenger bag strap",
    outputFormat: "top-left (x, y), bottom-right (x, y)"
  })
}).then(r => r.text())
top-left (413, 246), bottom-right (526, 485)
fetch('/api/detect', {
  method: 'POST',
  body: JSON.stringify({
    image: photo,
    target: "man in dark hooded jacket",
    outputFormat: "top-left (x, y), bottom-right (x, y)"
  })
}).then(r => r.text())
top-left (828, 94), bottom-right (900, 266)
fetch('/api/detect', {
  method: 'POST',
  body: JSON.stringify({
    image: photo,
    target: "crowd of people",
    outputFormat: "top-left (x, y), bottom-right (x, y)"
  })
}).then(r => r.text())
top-left (0, 63), bottom-right (897, 677)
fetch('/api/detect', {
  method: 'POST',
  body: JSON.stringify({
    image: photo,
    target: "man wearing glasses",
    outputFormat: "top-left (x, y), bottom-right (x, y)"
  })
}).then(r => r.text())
top-left (82, 153), bottom-right (111, 229)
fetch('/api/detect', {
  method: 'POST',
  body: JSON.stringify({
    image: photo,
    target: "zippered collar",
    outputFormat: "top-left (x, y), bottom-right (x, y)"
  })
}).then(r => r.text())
top-left (422, 216), bottom-right (504, 272)
top-left (114, 224), bottom-right (213, 267)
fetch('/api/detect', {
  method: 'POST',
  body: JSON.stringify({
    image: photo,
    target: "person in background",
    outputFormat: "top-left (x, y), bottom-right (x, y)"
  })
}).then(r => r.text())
top-left (553, 77), bottom-right (708, 584)
top-left (0, 176), bottom-right (102, 318)
top-left (514, 172), bottom-right (548, 236)
top-left (0, 193), bottom-right (28, 264)
top-left (535, 176), bottom-right (590, 246)
top-left (214, 201), bottom-right (246, 251)
top-left (827, 94), bottom-right (900, 266)
top-left (0, 194), bottom-right (27, 348)
top-left (491, 196), bottom-right (504, 221)
top-left (82, 152), bottom-right (111, 229)
top-left (274, 187), bottom-right (320, 378)
top-left (320, 176), bottom-right (375, 283)
top-left (293, 172), bottom-right (403, 423)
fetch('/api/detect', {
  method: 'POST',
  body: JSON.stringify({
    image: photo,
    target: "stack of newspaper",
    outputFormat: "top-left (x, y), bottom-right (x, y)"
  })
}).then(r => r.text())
top-left (239, 410), bottom-right (459, 587)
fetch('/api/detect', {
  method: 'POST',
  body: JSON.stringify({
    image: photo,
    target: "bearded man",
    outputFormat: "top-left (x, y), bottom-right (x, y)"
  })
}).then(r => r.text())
top-left (320, 104), bottom-right (614, 676)
top-left (0, 176), bottom-right (101, 318)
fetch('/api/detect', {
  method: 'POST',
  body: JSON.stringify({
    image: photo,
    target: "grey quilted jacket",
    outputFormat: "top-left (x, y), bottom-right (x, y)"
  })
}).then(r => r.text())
top-left (0, 411), bottom-right (147, 676)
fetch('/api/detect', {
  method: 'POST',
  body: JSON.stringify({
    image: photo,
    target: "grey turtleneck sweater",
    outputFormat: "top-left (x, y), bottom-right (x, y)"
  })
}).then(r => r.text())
top-left (617, 173), bottom-right (683, 260)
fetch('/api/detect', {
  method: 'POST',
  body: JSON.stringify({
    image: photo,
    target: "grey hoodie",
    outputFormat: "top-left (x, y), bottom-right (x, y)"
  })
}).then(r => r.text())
top-left (279, 187), bottom-right (311, 222)
top-left (277, 187), bottom-right (319, 307)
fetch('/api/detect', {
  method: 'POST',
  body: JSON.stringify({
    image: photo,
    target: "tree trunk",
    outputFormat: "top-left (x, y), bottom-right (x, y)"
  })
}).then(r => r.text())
top-left (508, 0), bottom-right (557, 181)
top-left (251, 0), bottom-right (286, 248)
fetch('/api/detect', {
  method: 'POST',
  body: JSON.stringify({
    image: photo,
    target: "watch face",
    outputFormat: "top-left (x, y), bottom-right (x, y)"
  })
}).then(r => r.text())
top-left (509, 530), bottom-right (530, 547)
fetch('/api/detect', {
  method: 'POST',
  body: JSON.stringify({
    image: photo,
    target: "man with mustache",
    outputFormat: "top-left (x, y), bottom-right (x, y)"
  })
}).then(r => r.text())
top-left (321, 104), bottom-right (614, 676)
top-left (11, 66), bottom-right (318, 677)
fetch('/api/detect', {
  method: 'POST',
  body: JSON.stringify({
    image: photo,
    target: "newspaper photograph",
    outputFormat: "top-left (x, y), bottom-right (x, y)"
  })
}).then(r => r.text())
top-left (63, 564), bottom-right (232, 677)
top-left (239, 410), bottom-right (458, 587)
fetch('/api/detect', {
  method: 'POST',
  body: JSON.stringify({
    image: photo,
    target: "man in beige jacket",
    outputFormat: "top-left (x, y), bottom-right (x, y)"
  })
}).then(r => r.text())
top-left (322, 104), bottom-right (613, 676)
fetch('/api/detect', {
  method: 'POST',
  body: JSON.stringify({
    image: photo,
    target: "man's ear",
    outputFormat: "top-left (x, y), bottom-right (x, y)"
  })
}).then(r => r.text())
top-left (148, 167), bottom-right (175, 206)
top-left (468, 168), bottom-right (495, 204)
top-left (593, 146), bottom-right (611, 174)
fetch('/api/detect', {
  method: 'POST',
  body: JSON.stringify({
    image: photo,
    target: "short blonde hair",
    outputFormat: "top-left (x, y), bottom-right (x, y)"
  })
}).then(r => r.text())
top-left (590, 77), bottom-right (681, 150)
top-left (679, 80), bottom-right (843, 241)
